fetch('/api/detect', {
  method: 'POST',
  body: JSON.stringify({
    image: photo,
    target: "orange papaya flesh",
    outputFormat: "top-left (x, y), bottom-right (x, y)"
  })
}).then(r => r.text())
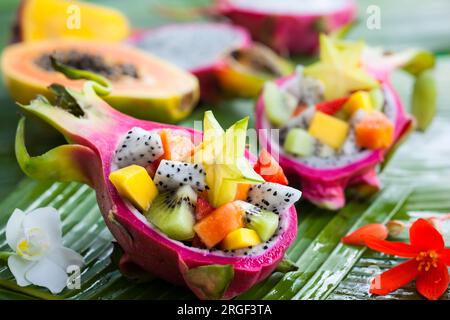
top-left (1, 40), bottom-right (199, 123)
top-left (217, 44), bottom-right (294, 98)
top-left (15, 0), bottom-right (130, 43)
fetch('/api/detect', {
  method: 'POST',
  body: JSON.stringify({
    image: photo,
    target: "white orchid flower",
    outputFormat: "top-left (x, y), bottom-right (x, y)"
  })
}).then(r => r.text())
top-left (5, 207), bottom-right (84, 294)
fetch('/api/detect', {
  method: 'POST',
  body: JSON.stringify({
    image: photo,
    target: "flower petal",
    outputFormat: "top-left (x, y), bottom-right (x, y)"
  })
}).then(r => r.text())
top-left (6, 209), bottom-right (25, 250)
top-left (409, 218), bottom-right (445, 252)
top-left (25, 257), bottom-right (68, 294)
top-left (23, 207), bottom-right (62, 245)
top-left (7, 255), bottom-right (33, 287)
top-left (370, 259), bottom-right (419, 295)
top-left (342, 224), bottom-right (388, 246)
top-left (46, 246), bottom-right (84, 270)
top-left (364, 236), bottom-right (417, 258)
top-left (441, 249), bottom-right (450, 266)
top-left (416, 260), bottom-right (449, 300)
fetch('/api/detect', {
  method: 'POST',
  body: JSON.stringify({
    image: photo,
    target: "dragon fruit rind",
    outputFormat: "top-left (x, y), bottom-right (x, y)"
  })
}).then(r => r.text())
top-left (256, 75), bottom-right (413, 210)
top-left (216, 0), bottom-right (357, 55)
top-left (14, 60), bottom-right (298, 299)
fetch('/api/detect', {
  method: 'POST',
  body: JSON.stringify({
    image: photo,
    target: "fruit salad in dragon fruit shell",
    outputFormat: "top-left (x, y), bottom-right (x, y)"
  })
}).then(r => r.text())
top-left (263, 35), bottom-right (395, 169)
top-left (109, 111), bottom-right (301, 255)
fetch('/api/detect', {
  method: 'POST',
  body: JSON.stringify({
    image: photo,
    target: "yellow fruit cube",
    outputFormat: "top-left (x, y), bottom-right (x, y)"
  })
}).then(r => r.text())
top-left (221, 228), bottom-right (261, 250)
top-left (109, 165), bottom-right (158, 211)
top-left (343, 91), bottom-right (373, 115)
top-left (308, 111), bottom-right (349, 149)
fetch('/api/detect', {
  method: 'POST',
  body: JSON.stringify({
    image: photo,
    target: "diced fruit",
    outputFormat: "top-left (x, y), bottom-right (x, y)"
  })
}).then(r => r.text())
top-left (308, 111), bottom-right (349, 150)
top-left (195, 197), bottom-right (215, 221)
top-left (145, 185), bottom-right (196, 241)
top-left (109, 165), bottom-right (158, 211)
top-left (369, 88), bottom-right (385, 112)
top-left (316, 97), bottom-right (348, 115)
top-left (145, 159), bottom-right (161, 179)
top-left (292, 104), bottom-right (307, 117)
top-left (194, 113), bottom-right (264, 208)
top-left (263, 82), bottom-right (296, 127)
top-left (235, 183), bottom-right (251, 201)
top-left (246, 209), bottom-right (279, 242)
top-left (355, 111), bottom-right (394, 149)
top-left (221, 228), bottom-right (261, 250)
top-left (343, 91), bottom-right (373, 116)
top-left (254, 149), bottom-right (288, 185)
top-left (160, 129), bottom-right (194, 161)
top-left (194, 201), bottom-right (244, 248)
top-left (284, 129), bottom-right (316, 157)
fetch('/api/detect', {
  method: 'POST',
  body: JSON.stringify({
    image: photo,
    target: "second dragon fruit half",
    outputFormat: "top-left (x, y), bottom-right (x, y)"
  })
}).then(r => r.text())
top-left (255, 35), bottom-right (422, 210)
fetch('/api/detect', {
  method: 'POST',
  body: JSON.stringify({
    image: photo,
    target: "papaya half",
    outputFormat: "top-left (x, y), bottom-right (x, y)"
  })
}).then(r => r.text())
top-left (1, 40), bottom-right (199, 123)
top-left (12, 0), bottom-right (130, 43)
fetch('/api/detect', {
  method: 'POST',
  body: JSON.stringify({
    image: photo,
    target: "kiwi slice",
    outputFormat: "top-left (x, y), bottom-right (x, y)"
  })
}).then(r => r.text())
top-left (145, 185), bottom-right (196, 241)
top-left (264, 82), bottom-right (296, 127)
top-left (283, 128), bottom-right (316, 157)
top-left (237, 201), bottom-right (279, 242)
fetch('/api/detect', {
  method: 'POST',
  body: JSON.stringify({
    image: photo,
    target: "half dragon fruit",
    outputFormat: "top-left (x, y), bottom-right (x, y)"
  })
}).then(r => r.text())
top-left (255, 58), bottom-right (414, 211)
top-left (128, 22), bottom-right (293, 100)
top-left (216, 0), bottom-right (357, 55)
top-left (14, 60), bottom-right (298, 299)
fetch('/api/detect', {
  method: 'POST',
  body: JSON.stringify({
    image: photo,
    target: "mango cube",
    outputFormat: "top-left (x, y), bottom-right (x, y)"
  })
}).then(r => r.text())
top-left (221, 228), bottom-right (261, 250)
top-left (308, 111), bottom-right (349, 149)
top-left (343, 91), bottom-right (373, 115)
top-left (109, 165), bottom-right (158, 211)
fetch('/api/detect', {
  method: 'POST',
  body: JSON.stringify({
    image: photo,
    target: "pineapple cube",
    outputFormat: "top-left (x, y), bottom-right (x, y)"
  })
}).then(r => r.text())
top-left (221, 228), bottom-right (261, 250)
top-left (109, 165), bottom-right (158, 211)
top-left (343, 91), bottom-right (373, 115)
top-left (308, 111), bottom-right (349, 149)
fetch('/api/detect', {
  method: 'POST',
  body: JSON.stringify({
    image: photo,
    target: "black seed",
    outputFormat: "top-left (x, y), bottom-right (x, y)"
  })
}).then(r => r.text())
top-left (147, 160), bottom-right (152, 164)
top-left (205, 186), bottom-right (210, 190)
top-left (140, 154), bottom-right (144, 158)
top-left (183, 178), bottom-right (188, 182)
top-left (151, 147), bottom-right (154, 150)
top-left (137, 137), bottom-right (140, 140)
top-left (177, 168), bottom-right (181, 172)
top-left (273, 191), bottom-right (277, 196)
top-left (158, 181), bottom-right (163, 186)
top-left (128, 131), bottom-right (132, 134)
top-left (118, 158), bottom-right (122, 161)
top-left (122, 145), bottom-right (126, 148)
top-left (263, 246), bottom-right (268, 250)
top-left (126, 136), bottom-right (130, 139)
top-left (157, 171), bottom-right (161, 175)
top-left (145, 142), bottom-right (149, 146)
top-left (248, 246), bottom-right (252, 249)
top-left (166, 174), bottom-right (170, 178)
top-left (152, 154), bottom-right (156, 157)
top-left (284, 199), bottom-right (289, 202)
top-left (171, 164), bottom-right (175, 168)
top-left (267, 188), bottom-right (272, 192)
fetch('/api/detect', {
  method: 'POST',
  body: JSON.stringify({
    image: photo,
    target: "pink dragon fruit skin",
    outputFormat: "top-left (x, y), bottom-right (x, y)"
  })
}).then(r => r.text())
top-left (127, 23), bottom-right (252, 102)
top-left (216, 0), bottom-right (357, 55)
top-left (15, 82), bottom-right (297, 299)
top-left (255, 76), bottom-right (413, 210)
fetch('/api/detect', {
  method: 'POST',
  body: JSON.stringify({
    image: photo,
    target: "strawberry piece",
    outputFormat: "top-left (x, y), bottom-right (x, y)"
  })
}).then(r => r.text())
top-left (341, 223), bottom-right (389, 246)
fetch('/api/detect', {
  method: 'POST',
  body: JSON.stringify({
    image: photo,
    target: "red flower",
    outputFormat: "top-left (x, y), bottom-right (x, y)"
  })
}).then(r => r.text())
top-left (365, 218), bottom-right (450, 300)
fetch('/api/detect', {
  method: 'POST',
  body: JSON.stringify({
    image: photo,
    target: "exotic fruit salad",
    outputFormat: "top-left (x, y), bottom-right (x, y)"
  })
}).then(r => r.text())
top-left (15, 59), bottom-right (301, 299)
top-left (256, 35), bottom-right (415, 210)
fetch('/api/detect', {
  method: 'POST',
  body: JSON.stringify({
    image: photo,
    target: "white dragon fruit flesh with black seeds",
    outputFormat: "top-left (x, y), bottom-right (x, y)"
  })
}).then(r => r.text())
top-left (247, 182), bottom-right (302, 214)
top-left (153, 160), bottom-right (208, 192)
top-left (114, 127), bottom-right (164, 168)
